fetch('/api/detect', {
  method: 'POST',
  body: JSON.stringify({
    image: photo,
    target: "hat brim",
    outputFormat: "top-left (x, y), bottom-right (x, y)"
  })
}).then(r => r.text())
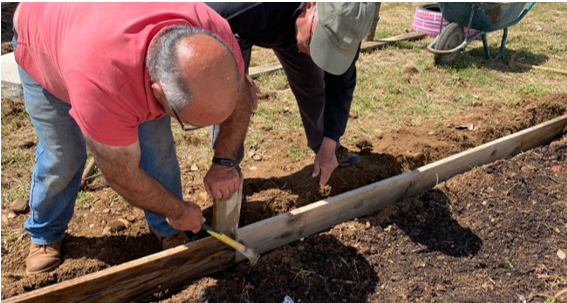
top-left (310, 21), bottom-right (358, 76)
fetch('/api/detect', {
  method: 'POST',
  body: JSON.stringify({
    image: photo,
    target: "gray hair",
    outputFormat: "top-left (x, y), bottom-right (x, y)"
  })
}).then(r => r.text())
top-left (147, 25), bottom-right (239, 111)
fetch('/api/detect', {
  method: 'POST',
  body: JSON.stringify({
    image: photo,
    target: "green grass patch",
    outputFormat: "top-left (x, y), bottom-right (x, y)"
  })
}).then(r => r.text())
top-left (255, 107), bottom-right (276, 121)
top-left (3, 182), bottom-right (28, 204)
top-left (1, 150), bottom-right (32, 168)
top-left (75, 191), bottom-right (95, 207)
top-left (296, 269), bottom-right (312, 283)
top-left (514, 83), bottom-right (548, 97)
top-left (255, 70), bottom-right (289, 91)
top-left (288, 143), bottom-right (308, 163)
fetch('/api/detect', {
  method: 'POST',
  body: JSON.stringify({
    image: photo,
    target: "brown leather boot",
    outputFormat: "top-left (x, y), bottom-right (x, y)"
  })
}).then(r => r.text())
top-left (26, 235), bottom-right (64, 274)
top-left (147, 224), bottom-right (190, 250)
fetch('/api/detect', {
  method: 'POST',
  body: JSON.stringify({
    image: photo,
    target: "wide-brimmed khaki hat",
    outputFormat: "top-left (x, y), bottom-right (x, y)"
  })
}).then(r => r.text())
top-left (310, 2), bottom-right (375, 75)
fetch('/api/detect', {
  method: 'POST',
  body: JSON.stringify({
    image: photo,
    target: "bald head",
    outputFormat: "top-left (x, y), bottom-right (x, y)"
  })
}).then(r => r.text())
top-left (176, 33), bottom-right (239, 126)
top-left (148, 25), bottom-right (240, 127)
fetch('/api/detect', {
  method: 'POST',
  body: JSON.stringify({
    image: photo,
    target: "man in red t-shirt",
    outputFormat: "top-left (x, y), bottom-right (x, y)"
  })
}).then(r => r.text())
top-left (13, 3), bottom-right (251, 274)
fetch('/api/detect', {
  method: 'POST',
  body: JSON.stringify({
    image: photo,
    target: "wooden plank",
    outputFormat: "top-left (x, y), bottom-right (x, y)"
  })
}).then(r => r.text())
top-left (4, 237), bottom-right (235, 303)
top-left (212, 171), bottom-right (244, 236)
top-left (81, 157), bottom-right (96, 188)
top-left (235, 115), bottom-right (567, 256)
top-left (361, 32), bottom-right (426, 51)
top-left (249, 32), bottom-right (427, 79)
top-left (249, 62), bottom-right (284, 79)
top-left (6, 115), bottom-right (566, 302)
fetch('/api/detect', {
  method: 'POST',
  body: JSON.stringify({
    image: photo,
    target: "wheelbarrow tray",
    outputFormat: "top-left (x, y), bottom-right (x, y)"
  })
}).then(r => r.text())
top-left (440, 2), bottom-right (527, 32)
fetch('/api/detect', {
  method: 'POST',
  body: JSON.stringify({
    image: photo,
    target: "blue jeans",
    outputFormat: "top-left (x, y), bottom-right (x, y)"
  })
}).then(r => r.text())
top-left (14, 38), bottom-right (181, 245)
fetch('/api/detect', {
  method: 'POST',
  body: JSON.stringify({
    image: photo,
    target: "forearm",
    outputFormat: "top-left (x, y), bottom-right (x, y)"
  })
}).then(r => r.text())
top-left (213, 77), bottom-right (251, 160)
top-left (107, 165), bottom-right (184, 218)
top-left (83, 134), bottom-right (186, 220)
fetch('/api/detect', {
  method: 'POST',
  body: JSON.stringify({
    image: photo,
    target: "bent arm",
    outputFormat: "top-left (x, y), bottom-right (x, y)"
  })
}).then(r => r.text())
top-left (313, 51), bottom-right (359, 187)
top-left (83, 133), bottom-right (204, 233)
top-left (204, 77), bottom-right (251, 199)
top-left (213, 76), bottom-right (251, 160)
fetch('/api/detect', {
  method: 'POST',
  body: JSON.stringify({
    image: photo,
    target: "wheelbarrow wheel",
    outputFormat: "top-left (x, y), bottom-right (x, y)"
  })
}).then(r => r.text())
top-left (434, 22), bottom-right (464, 65)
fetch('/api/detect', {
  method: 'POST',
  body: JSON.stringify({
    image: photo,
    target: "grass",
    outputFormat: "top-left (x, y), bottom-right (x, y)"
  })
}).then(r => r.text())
top-left (2, 181), bottom-right (28, 204)
top-left (514, 83), bottom-right (549, 97)
top-left (288, 144), bottom-right (307, 163)
top-left (296, 268), bottom-right (312, 283)
top-left (108, 192), bottom-right (124, 208)
top-left (254, 70), bottom-right (289, 92)
top-left (75, 191), bottom-right (95, 207)
top-left (254, 107), bottom-right (277, 122)
top-left (248, 138), bottom-right (261, 150)
top-left (1, 150), bottom-right (32, 168)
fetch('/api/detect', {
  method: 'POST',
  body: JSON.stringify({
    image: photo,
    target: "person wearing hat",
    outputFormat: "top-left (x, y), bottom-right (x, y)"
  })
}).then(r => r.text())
top-left (206, 2), bottom-right (375, 187)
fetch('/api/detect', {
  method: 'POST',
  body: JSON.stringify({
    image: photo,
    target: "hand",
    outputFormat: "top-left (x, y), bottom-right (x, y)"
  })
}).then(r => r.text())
top-left (312, 137), bottom-right (339, 187)
top-left (245, 74), bottom-right (260, 111)
top-left (204, 163), bottom-right (240, 200)
top-left (165, 200), bottom-right (205, 234)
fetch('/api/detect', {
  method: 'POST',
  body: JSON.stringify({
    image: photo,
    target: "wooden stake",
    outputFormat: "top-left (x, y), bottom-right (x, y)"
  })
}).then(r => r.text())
top-left (82, 157), bottom-right (96, 181)
top-left (365, 3), bottom-right (382, 41)
top-left (81, 157), bottom-right (97, 188)
top-left (212, 171), bottom-right (243, 236)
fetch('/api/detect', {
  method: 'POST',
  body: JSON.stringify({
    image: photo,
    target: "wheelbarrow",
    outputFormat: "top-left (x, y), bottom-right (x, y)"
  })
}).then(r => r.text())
top-left (426, 2), bottom-right (535, 65)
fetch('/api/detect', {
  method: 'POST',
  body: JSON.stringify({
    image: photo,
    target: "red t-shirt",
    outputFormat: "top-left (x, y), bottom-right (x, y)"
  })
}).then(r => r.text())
top-left (15, 3), bottom-right (244, 146)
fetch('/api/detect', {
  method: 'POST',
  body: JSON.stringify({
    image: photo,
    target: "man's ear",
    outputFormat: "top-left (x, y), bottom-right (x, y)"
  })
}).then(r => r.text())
top-left (151, 82), bottom-right (166, 106)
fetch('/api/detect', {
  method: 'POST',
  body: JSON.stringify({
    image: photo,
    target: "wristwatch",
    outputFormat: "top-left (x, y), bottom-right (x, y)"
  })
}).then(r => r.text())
top-left (212, 157), bottom-right (236, 167)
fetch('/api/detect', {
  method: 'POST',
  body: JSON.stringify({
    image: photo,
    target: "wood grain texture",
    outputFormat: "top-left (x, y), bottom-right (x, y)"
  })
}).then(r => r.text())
top-left (4, 237), bottom-right (235, 303)
top-left (236, 115), bottom-right (567, 256)
top-left (249, 62), bottom-right (284, 79)
top-left (213, 171), bottom-right (244, 236)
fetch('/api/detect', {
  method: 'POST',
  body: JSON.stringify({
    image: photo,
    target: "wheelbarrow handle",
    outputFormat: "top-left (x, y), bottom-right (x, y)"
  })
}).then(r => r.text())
top-left (504, 2), bottom-right (536, 29)
top-left (525, 2), bottom-right (535, 11)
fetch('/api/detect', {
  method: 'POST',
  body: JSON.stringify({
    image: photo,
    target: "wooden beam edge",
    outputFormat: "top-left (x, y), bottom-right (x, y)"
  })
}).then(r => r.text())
top-left (5, 115), bottom-right (566, 302)
top-left (4, 237), bottom-right (235, 303)
top-left (235, 115), bottom-right (567, 255)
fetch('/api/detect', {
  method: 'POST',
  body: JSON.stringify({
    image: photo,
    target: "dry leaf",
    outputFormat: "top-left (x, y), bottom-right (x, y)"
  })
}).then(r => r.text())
top-left (558, 249), bottom-right (566, 260)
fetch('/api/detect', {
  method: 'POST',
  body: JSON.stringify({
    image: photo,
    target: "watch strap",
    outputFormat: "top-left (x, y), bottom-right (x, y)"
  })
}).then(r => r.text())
top-left (212, 157), bottom-right (236, 167)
